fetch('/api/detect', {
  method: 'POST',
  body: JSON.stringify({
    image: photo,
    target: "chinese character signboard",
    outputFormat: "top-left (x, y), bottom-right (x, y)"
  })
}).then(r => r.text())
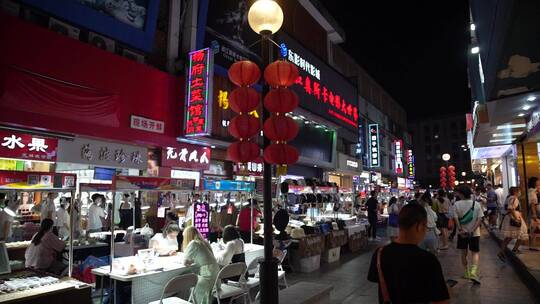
top-left (0, 130), bottom-right (58, 162)
top-left (194, 202), bottom-right (210, 239)
top-left (278, 33), bottom-right (358, 132)
top-left (57, 138), bottom-right (147, 170)
top-left (131, 115), bottom-right (165, 134)
top-left (184, 48), bottom-right (213, 137)
top-left (369, 124), bottom-right (380, 167)
top-left (406, 149), bottom-right (415, 179)
top-left (161, 144), bottom-right (211, 170)
top-left (394, 139), bottom-right (404, 174)
top-left (234, 160), bottom-right (263, 176)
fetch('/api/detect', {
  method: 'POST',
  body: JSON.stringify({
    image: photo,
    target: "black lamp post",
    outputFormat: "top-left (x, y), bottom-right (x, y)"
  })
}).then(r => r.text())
top-left (247, 1), bottom-right (284, 303)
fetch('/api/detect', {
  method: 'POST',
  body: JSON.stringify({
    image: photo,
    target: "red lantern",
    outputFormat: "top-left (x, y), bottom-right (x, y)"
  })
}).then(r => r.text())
top-left (264, 60), bottom-right (299, 88)
top-left (440, 170), bottom-right (446, 178)
top-left (449, 171), bottom-right (456, 177)
top-left (263, 88), bottom-right (299, 113)
top-left (441, 182), bottom-right (447, 188)
top-left (448, 165), bottom-right (456, 171)
top-left (227, 141), bottom-right (260, 163)
top-left (440, 177), bottom-right (447, 183)
top-left (228, 114), bottom-right (260, 139)
top-left (449, 177), bottom-right (456, 183)
top-left (439, 167), bottom-right (446, 172)
top-left (263, 143), bottom-right (299, 165)
top-left (263, 115), bottom-right (299, 142)
top-left (228, 60), bottom-right (261, 87)
top-left (229, 87), bottom-right (260, 114)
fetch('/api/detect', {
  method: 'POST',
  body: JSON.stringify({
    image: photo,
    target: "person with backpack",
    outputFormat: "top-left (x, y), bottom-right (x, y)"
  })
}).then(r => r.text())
top-left (498, 187), bottom-right (528, 261)
top-left (453, 185), bottom-right (483, 284)
top-left (368, 204), bottom-right (450, 304)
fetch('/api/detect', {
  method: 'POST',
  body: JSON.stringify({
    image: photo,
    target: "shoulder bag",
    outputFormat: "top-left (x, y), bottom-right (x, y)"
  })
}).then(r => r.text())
top-left (458, 200), bottom-right (476, 226)
top-left (376, 246), bottom-right (392, 304)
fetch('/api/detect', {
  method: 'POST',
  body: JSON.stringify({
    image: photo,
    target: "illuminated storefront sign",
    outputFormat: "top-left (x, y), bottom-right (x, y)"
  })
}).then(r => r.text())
top-left (0, 130), bottom-right (58, 162)
top-left (406, 149), bottom-right (415, 179)
top-left (162, 144), bottom-right (211, 170)
top-left (346, 160), bottom-right (359, 168)
top-left (278, 33), bottom-right (358, 132)
top-left (369, 124), bottom-right (380, 167)
top-left (527, 111), bottom-right (540, 133)
top-left (394, 139), bottom-right (403, 174)
top-left (184, 48), bottom-right (213, 136)
top-left (217, 89), bottom-right (259, 118)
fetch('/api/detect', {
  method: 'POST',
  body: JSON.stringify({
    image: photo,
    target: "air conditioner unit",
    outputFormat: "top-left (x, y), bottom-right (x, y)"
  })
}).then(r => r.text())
top-left (88, 32), bottom-right (115, 53)
top-left (48, 17), bottom-right (80, 40)
top-left (1, 0), bottom-right (20, 17)
top-left (122, 48), bottom-right (145, 64)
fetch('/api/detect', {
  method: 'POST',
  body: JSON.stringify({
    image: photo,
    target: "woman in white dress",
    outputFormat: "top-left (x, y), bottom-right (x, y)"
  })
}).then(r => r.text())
top-left (498, 187), bottom-right (528, 261)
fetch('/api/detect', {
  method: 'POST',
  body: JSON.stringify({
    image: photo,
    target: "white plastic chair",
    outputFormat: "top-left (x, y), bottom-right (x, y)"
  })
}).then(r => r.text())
top-left (213, 262), bottom-right (250, 304)
top-left (277, 249), bottom-right (289, 288)
top-left (148, 273), bottom-right (198, 304)
top-left (228, 258), bottom-right (262, 302)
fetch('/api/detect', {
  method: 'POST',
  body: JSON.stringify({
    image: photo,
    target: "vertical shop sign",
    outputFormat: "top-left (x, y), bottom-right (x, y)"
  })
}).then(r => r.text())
top-left (193, 201), bottom-right (209, 239)
top-left (369, 124), bottom-right (380, 167)
top-left (406, 149), bottom-right (415, 179)
top-left (394, 139), bottom-right (403, 174)
top-left (184, 48), bottom-right (213, 137)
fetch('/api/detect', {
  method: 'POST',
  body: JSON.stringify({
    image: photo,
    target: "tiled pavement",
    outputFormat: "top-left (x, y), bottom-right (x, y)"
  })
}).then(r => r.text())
top-left (286, 230), bottom-right (537, 303)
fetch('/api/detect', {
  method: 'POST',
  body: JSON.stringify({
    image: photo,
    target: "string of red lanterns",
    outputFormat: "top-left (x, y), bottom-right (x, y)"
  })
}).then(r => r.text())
top-left (226, 60), bottom-right (261, 164)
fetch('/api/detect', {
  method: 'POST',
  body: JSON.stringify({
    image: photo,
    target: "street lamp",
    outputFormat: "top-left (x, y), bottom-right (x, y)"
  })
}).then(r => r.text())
top-left (461, 172), bottom-right (466, 177)
top-left (442, 153), bottom-right (451, 162)
top-left (248, 1), bottom-right (283, 303)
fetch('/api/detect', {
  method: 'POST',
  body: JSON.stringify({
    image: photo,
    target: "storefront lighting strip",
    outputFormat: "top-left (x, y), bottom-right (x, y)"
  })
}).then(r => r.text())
top-left (0, 157), bottom-right (55, 164)
top-left (496, 123), bottom-right (526, 130)
top-left (492, 132), bottom-right (522, 137)
top-left (489, 138), bottom-right (516, 143)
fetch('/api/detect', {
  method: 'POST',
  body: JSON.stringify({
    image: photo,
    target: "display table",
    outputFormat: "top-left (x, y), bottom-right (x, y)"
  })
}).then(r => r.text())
top-left (89, 230), bottom-right (127, 240)
top-left (0, 271), bottom-right (91, 304)
top-left (92, 243), bottom-right (264, 304)
top-left (345, 224), bottom-right (366, 237)
top-left (7, 241), bottom-right (109, 263)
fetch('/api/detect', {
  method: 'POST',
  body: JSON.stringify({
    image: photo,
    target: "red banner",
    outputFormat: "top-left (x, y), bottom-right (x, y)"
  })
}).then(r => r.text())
top-left (0, 170), bottom-right (76, 190)
top-left (0, 130), bottom-right (58, 162)
top-left (161, 144), bottom-right (211, 170)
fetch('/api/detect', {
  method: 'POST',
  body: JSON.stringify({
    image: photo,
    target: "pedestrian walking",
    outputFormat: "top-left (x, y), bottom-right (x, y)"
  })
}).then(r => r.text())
top-left (387, 196), bottom-right (402, 243)
top-left (527, 177), bottom-right (540, 251)
top-left (366, 191), bottom-right (380, 241)
top-left (453, 185), bottom-right (483, 284)
top-left (448, 192), bottom-right (457, 241)
top-left (368, 203), bottom-right (450, 304)
top-left (498, 187), bottom-right (529, 261)
top-left (418, 191), bottom-right (439, 254)
top-left (486, 184), bottom-right (499, 231)
top-left (436, 189), bottom-right (451, 250)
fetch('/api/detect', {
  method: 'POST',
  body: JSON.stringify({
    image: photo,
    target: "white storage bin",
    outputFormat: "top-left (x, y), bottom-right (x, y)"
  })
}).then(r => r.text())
top-left (322, 247), bottom-right (340, 263)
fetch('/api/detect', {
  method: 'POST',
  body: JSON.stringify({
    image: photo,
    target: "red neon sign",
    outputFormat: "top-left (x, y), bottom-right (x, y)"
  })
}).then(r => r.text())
top-left (294, 75), bottom-right (358, 127)
top-left (184, 48), bottom-right (213, 136)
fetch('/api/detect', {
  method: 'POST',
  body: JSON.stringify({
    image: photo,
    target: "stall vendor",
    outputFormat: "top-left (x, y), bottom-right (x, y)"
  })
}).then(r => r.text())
top-left (149, 223), bottom-right (181, 256)
top-left (40, 192), bottom-right (57, 223)
top-left (0, 199), bottom-right (18, 241)
top-left (54, 198), bottom-right (70, 239)
top-left (237, 199), bottom-right (261, 243)
top-left (25, 219), bottom-right (66, 275)
top-left (88, 194), bottom-right (106, 233)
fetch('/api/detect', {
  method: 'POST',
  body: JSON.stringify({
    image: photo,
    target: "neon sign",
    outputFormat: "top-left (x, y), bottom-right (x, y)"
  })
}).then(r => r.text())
top-left (279, 33), bottom-right (358, 131)
top-left (394, 139), bottom-right (403, 174)
top-left (184, 48), bottom-right (213, 136)
top-left (406, 149), bottom-right (415, 179)
top-left (193, 202), bottom-right (209, 239)
top-left (369, 124), bottom-right (380, 167)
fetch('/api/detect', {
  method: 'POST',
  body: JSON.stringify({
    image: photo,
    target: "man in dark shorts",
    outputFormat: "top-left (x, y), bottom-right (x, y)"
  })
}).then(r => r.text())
top-left (453, 185), bottom-right (483, 284)
top-left (368, 204), bottom-right (450, 304)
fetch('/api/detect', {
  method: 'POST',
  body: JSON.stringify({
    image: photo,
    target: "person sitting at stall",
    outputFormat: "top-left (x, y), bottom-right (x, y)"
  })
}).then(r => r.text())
top-left (25, 218), bottom-right (67, 275)
top-left (120, 193), bottom-right (131, 209)
top-left (149, 223), bottom-right (181, 256)
top-left (0, 199), bottom-right (19, 241)
top-left (165, 211), bottom-right (182, 251)
top-left (54, 198), bottom-right (70, 239)
top-left (237, 199), bottom-right (261, 243)
top-left (87, 194), bottom-right (106, 234)
top-left (216, 225), bottom-right (245, 266)
top-left (182, 226), bottom-right (219, 304)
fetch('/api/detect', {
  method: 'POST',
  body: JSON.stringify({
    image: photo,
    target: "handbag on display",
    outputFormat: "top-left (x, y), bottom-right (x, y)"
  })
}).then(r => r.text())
top-left (140, 223), bottom-right (154, 237)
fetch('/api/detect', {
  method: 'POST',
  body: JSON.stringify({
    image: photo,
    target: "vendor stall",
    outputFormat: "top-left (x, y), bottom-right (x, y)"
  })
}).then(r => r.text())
top-left (0, 170), bottom-right (92, 303)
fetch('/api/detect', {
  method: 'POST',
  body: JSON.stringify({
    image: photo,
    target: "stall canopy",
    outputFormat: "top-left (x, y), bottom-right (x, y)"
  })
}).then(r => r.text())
top-left (0, 170), bottom-right (76, 190)
top-left (202, 179), bottom-right (255, 192)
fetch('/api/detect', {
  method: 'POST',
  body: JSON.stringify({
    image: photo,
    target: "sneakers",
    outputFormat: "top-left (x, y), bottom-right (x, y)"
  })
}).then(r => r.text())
top-left (462, 268), bottom-right (471, 280)
top-left (469, 265), bottom-right (481, 285)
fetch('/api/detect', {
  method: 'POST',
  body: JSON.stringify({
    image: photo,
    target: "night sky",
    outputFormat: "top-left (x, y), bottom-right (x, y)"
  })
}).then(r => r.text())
top-left (321, 0), bottom-right (471, 121)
